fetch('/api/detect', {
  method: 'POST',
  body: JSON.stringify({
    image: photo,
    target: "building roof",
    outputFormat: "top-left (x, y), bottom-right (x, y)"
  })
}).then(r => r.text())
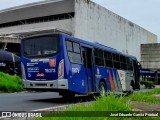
top-left (0, 0), bottom-right (74, 24)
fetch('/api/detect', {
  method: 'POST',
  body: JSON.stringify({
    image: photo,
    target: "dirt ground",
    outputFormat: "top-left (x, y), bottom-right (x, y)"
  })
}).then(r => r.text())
top-left (152, 94), bottom-right (160, 98)
top-left (130, 100), bottom-right (160, 111)
top-left (130, 86), bottom-right (160, 111)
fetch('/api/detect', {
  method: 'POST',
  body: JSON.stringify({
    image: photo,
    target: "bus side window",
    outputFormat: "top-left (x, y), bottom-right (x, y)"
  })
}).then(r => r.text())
top-left (73, 43), bottom-right (80, 53)
top-left (104, 51), bottom-right (113, 68)
top-left (66, 41), bottom-right (73, 51)
top-left (120, 55), bottom-right (127, 70)
top-left (113, 53), bottom-right (120, 69)
top-left (127, 58), bottom-right (133, 71)
top-left (66, 39), bottom-right (82, 64)
top-left (94, 48), bottom-right (104, 66)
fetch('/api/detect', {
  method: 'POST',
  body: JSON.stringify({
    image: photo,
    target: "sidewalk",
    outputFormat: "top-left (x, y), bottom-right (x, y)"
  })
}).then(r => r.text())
top-left (155, 85), bottom-right (160, 88)
top-left (135, 85), bottom-right (160, 93)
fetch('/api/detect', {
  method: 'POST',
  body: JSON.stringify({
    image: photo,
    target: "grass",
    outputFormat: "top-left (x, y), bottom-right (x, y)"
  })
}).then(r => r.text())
top-left (0, 72), bottom-right (23, 93)
top-left (67, 94), bottom-right (131, 111)
top-left (36, 93), bottom-right (132, 120)
top-left (36, 89), bottom-right (160, 120)
top-left (129, 88), bottom-right (160, 104)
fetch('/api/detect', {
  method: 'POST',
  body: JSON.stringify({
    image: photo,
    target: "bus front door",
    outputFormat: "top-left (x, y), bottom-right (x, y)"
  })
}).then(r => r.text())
top-left (82, 47), bottom-right (94, 92)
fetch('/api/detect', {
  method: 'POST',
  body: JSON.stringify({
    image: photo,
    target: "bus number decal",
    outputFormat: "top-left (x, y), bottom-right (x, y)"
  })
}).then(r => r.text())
top-left (45, 69), bottom-right (56, 73)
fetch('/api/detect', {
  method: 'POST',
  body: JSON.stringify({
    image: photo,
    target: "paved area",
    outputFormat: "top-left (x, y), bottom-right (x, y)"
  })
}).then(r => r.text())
top-left (0, 92), bottom-right (92, 111)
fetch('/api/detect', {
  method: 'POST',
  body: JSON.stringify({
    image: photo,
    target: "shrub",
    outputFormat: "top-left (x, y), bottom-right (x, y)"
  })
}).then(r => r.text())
top-left (140, 81), bottom-right (155, 89)
top-left (0, 72), bottom-right (23, 93)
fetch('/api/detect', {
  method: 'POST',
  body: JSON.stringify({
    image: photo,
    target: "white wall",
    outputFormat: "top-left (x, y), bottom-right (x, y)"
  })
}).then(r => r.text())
top-left (0, 0), bottom-right (157, 61)
top-left (74, 0), bottom-right (157, 60)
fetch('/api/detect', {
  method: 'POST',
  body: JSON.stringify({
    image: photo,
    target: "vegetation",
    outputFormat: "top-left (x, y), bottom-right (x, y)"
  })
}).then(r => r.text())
top-left (140, 81), bottom-right (155, 89)
top-left (37, 93), bottom-right (132, 120)
top-left (0, 72), bottom-right (23, 93)
top-left (36, 89), bottom-right (160, 120)
top-left (0, 71), bottom-right (159, 119)
top-left (129, 88), bottom-right (160, 104)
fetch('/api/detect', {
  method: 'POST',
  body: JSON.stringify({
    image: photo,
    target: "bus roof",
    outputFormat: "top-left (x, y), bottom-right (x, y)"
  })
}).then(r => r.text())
top-left (22, 32), bottom-right (132, 57)
top-left (0, 49), bottom-right (12, 55)
top-left (64, 33), bottom-right (127, 56)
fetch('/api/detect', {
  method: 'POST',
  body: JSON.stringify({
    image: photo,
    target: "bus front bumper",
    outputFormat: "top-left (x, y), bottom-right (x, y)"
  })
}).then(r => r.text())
top-left (22, 79), bottom-right (68, 90)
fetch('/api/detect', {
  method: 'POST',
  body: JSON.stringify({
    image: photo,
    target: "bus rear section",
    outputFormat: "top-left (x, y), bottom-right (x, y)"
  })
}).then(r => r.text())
top-left (21, 34), bottom-right (69, 93)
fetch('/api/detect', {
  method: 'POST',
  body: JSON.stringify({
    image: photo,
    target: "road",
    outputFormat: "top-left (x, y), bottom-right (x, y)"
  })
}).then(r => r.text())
top-left (0, 92), bottom-right (92, 111)
top-left (135, 85), bottom-right (160, 93)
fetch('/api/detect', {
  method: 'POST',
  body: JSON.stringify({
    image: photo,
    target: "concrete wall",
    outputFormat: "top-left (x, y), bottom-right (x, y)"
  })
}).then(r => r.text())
top-left (0, 19), bottom-right (73, 43)
top-left (74, 0), bottom-right (157, 60)
top-left (0, 0), bottom-right (158, 61)
top-left (0, 19), bottom-right (73, 35)
top-left (141, 43), bottom-right (160, 70)
top-left (0, 0), bottom-right (74, 24)
top-left (0, 37), bottom-right (19, 43)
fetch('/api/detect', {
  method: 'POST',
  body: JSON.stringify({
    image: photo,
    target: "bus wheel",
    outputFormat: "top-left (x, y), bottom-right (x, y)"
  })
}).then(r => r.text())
top-left (99, 81), bottom-right (106, 96)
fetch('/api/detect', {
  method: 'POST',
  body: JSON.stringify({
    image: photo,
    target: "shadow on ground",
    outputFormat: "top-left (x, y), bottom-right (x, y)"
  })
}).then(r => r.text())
top-left (30, 95), bottom-right (95, 104)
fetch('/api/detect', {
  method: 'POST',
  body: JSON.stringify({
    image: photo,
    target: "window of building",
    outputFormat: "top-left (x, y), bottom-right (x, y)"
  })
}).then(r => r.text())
top-left (0, 12), bottom-right (75, 28)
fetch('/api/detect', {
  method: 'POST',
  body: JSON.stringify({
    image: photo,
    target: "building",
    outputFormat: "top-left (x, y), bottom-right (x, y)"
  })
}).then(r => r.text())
top-left (141, 43), bottom-right (160, 70)
top-left (141, 43), bottom-right (160, 85)
top-left (0, 0), bottom-right (157, 60)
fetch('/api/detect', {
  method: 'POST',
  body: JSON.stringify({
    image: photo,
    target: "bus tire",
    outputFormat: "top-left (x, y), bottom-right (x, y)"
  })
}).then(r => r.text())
top-left (99, 81), bottom-right (106, 96)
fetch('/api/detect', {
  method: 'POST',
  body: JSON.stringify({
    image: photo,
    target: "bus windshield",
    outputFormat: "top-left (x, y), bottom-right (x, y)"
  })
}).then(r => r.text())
top-left (22, 35), bottom-right (59, 58)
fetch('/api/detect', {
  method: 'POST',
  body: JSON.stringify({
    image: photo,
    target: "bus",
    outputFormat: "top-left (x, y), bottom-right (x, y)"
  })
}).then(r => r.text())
top-left (140, 69), bottom-right (156, 81)
top-left (0, 50), bottom-right (21, 75)
top-left (140, 69), bottom-right (160, 85)
top-left (21, 33), bottom-right (141, 97)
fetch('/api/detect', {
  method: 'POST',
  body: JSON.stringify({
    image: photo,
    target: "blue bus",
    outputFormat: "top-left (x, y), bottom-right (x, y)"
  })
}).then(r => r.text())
top-left (0, 50), bottom-right (21, 75)
top-left (140, 69), bottom-right (156, 81)
top-left (21, 33), bottom-right (141, 97)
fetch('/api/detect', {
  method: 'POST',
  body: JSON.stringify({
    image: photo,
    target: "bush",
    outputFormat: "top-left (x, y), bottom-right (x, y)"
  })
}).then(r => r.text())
top-left (0, 72), bottom-right (23, 93)
top-left (140, 81), bottom-right (155, 89)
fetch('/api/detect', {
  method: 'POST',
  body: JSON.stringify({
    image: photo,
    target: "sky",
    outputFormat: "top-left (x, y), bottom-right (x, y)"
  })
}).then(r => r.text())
top-left (0, 0), bottom-right (159, 41)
